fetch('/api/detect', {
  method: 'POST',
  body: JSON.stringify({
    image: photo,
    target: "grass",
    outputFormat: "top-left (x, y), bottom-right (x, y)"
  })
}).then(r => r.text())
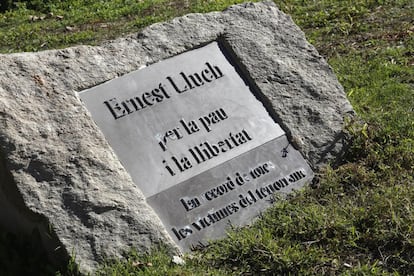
top-left (0, 0), bottom-right (252, 53)
top-left (0, 0), bottom-right (413, 275)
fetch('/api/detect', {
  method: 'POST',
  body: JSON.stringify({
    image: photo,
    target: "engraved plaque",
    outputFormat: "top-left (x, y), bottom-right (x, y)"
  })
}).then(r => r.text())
top-left (147, 135), bottom-right (313, 248)
top-left (79, 42), bottom-right (313, 249)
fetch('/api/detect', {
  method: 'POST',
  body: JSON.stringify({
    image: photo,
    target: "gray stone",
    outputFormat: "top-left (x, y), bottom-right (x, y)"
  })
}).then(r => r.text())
top-left (0, 1), bottom-right (354, 273)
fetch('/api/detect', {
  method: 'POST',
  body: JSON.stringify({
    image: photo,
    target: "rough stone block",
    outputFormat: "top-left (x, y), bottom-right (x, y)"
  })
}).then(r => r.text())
top-left (0, 1), bottom-right (354, 273)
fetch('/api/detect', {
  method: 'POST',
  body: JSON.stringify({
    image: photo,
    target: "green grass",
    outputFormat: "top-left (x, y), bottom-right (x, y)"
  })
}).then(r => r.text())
top-left (1, 0), bottom-right (413, 275)
top-left (0, 0), bottom-right (253, 53)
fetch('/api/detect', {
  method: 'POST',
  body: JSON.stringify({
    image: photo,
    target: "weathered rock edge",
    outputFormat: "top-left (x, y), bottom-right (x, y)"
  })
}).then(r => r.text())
top-left (0, 1), bottom-right (354, 273)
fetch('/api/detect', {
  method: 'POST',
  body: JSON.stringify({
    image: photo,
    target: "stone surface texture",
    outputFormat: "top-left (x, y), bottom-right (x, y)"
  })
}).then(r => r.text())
top-left (0, 1), bottom-right (354, 273)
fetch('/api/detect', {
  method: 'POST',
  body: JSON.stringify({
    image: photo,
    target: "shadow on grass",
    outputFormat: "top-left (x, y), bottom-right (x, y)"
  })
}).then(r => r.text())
top-left (0, 227), bottom-right (80, 276)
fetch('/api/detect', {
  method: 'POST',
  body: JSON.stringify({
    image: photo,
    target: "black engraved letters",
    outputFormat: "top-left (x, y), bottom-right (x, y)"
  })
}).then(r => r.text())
top-left (104, 62), bottom-right (224, 120)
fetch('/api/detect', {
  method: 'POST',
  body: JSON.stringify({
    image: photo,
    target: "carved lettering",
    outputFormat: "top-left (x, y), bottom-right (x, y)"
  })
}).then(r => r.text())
top-left (203, 176), bottom-right (235, 201)
top-left (250, 162), bottom-right (274, 179)
top-left (189, 129), bottom-right (252, 165)
top-left (104, 98), bottom-right (127, 119)
top-left (172, 226), bottom-right (193, 241)
top-left (170, 167), bottom-right (309, 241)
top-left (103, 82), bottom-right (170, 120)
top-left (157, 127), bottom-right (184, 151)
top-left (171, 155), bottom-right (192, 172)
top-left (102, 61), bottom-right (223, 120)
top-left (180, 119), bottom-right (200, 135)
top-left (180, 196), bottom-right (201, 211)
top-left (167, 62), bottom-right (224, 94)
top-left (288, 169), bottom-right (306, 183)
top-left (199, 108), bottom-right (228, 132)
top-left (192, 202), bottom-right (239, 231)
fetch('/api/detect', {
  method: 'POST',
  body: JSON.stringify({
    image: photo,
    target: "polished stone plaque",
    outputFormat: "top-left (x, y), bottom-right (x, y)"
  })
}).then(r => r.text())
top-left (147, 135), bottom-right (313, 249)
top-left (79, 42), bottom-right (313, 249)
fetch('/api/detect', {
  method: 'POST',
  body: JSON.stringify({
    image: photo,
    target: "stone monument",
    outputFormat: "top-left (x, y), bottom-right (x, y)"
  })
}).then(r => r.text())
top-left (0, 1), bottom-right (354, 273)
